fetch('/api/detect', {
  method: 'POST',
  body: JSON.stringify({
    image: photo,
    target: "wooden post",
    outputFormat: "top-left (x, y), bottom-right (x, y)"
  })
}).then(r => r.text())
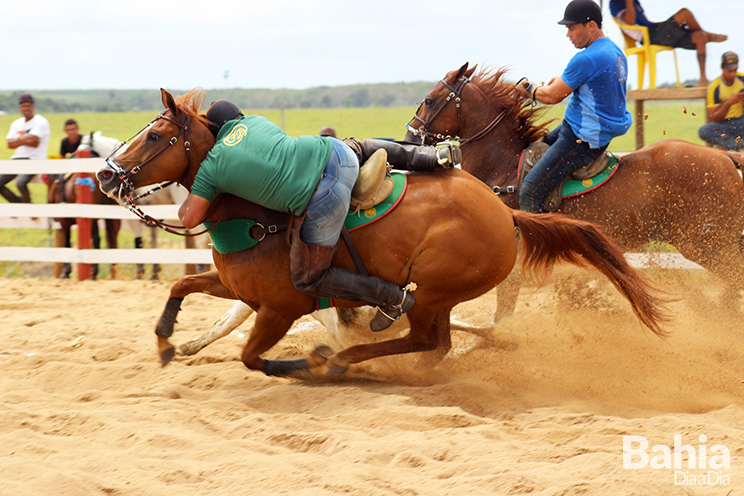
top-left (75, 148), bottom-right (93, 281)
top-left (634, 100), bottom-right (644, 150)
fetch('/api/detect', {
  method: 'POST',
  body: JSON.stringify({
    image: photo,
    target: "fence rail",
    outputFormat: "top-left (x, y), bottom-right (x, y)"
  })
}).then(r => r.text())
top-left (1, 158), bottom-right (703, 270)
top-left (1, 158), bottom-right (212, 265)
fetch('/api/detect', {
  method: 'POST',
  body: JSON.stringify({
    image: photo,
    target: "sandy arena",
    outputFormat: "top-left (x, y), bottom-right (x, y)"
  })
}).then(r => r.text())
top-left (1, 267), bottom-right (742, 495)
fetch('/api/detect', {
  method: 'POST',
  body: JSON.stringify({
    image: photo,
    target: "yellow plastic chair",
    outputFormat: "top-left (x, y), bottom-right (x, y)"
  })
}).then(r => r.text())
top-left (614, 19), bottom-right (681, 89)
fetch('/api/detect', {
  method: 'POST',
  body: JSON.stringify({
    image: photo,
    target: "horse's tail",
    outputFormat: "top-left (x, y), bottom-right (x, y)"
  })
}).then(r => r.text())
top-left (511, 209), bottom-right (672, 337)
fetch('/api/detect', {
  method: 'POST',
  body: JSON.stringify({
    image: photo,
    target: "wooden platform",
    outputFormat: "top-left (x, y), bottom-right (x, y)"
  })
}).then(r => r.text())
top-left (626, 87), bottom-right (706, 150)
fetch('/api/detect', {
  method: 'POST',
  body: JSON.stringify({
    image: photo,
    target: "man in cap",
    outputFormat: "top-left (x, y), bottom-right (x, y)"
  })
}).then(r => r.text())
top-left (1, 93), bottom-right (51, 203)
top-left (179, 100), bottom-right (460, 332)
top-left (515, 0), bottom-right (632, 213)
top-left (610, 0), bottom-right (727, 86)
top-left (698, 51), bottom-right (744, 150)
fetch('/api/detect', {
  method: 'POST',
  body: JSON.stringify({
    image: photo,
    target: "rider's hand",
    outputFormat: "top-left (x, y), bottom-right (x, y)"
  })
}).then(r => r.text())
top-left (518, 79), bottom-right (535, 98)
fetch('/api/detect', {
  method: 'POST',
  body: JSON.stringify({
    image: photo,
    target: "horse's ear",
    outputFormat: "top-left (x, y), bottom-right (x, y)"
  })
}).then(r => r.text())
top-left (456, 62), bottom-right (470, 79)
top-left (160, 88), bottom-right (178, 116)
top-left (464, 64), bottom-right (477, 79)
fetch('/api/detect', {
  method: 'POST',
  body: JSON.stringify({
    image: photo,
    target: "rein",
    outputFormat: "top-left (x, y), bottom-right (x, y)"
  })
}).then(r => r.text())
top-left (103, 110), bottom-right (230, 237)
top-left (407, 75), bottom-right (516, 196)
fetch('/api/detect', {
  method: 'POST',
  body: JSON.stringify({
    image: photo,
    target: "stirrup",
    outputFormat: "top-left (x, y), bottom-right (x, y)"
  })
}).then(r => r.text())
top-left (369, 291), bottom-right (415, 332)
top-left (435, 141), bottom-right (462, 168)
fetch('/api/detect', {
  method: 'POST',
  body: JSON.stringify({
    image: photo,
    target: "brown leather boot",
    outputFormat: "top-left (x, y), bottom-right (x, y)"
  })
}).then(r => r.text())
top-left (289, 237), bottom-right (414, 332)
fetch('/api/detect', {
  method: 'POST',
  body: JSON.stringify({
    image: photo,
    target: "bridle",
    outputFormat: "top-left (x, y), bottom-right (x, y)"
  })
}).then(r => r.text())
top-left (102, 110), bottom-right (227, 237)
top-left (406, 75), bottom-right (507, 146)
top-left (406, 75), bottom-right (516, 196)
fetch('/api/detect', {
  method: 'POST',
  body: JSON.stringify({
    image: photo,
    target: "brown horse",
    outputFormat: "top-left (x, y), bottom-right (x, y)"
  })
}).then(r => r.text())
top-left (95, 88), bottom-right (670, 377)
top-left (406, 63), bottom-right (744, 319)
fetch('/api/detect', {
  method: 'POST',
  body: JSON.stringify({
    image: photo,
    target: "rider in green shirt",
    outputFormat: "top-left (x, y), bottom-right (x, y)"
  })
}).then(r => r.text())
top-left (181, 101), bottom-right (460, 331)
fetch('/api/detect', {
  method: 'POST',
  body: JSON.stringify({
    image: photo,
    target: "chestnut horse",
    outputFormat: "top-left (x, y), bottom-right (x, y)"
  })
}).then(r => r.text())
top-left (96, 88), bottom-right (670, 377)
top-left (406, 63), bottom-right (744, 319)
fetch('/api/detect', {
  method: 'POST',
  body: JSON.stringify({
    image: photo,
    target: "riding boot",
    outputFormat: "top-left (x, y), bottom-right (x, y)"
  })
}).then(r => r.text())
top-left (344, 138), bottom-right (461, 171)
top-left (290, 239), bottom-right (415, 331)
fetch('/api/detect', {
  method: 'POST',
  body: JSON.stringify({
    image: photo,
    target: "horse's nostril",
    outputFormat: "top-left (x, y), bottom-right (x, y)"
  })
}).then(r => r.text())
top-left (99, 170), bottom-right (113, 180)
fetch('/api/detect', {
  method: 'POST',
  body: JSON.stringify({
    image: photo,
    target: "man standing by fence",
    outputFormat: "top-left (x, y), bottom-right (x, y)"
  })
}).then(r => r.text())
top-left (1, 93), bottom-right (50, 204)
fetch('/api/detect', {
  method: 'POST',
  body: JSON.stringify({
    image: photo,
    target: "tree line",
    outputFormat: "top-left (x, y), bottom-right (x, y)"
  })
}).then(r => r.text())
top-left (0, 82), bottom-right (436, 113)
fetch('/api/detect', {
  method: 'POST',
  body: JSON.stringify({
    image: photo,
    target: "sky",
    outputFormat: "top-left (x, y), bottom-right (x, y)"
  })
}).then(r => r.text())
top-left (1, 0), bottom-right (738, 92)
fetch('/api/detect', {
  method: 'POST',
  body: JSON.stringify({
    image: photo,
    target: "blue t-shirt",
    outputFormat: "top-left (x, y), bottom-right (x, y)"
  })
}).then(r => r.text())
top-left (561, 37), bottom-right (632, 148)
top-left (609, 0), bottom-right (654, 27)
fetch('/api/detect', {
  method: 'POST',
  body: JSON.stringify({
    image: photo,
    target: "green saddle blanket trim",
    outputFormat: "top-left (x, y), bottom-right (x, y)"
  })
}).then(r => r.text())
top-left (202, 219), bottom-right (262, 255)
top-left (344, 172), bottom-right (407, 231)
top-left (562, 155), bottom-right (619, 198)
top-left (203, 173), bottom-right (408, 255)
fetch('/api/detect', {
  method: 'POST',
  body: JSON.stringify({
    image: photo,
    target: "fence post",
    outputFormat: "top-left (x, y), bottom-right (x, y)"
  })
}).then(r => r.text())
top-left (75, 149), bottom-right (94, 280)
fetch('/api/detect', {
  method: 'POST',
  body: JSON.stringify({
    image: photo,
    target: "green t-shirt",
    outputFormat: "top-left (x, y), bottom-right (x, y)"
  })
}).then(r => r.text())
top-left (191, 116), bottom-right (333, 215)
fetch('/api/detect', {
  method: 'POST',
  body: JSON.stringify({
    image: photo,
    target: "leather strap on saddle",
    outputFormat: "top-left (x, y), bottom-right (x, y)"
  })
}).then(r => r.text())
top-left (518, 142), bottom-right (610, 212)
top-left (349, 148), bottom-right (394, 213)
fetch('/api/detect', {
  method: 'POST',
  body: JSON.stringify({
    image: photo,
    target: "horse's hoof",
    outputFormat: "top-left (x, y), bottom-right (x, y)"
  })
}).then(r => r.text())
top-left (176, 339), bottom-right (201, 357)
top-left (159, 346), bottom-right (176, 367)
top-left (326, 362), bottom-right (349, 376)
top-left (325, 355), bottom-right (350, 376)
top-left (263, 358), bottom-right (309, 377)
top-left (307, 344), bottom-right (335, 368)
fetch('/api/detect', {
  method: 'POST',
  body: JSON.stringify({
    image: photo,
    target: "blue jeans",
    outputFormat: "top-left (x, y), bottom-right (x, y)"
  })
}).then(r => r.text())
top-left (698, 115), bottom-right (744, 150)
top-left (300, 138), bottom-right (359, 246)
top-left (519, 121), bottom-right (607, 213)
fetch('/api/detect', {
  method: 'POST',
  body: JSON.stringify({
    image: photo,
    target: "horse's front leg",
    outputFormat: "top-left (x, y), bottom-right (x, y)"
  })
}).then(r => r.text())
top-left (155, 270), bottom-right (237, 366)
top-left (249, 306), bottom-right (332, 377)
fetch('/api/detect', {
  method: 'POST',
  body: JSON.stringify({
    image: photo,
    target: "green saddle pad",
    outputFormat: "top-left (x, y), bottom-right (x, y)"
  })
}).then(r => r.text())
top-left (204, 172), bottom-right (408, 255)
top-left (562, 155), bottom-right (619, 199)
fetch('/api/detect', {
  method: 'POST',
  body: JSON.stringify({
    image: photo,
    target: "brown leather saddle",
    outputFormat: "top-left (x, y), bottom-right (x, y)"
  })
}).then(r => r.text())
top-left (518, 142), bottom-right (609, 211)
top-left (349, 149), bottom-right (394, 212)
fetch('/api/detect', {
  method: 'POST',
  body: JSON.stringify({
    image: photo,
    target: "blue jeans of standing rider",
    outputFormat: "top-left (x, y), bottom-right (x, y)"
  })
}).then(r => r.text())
top-left (300, 137), bottom-right (359, 246)
top-left (519, 120), bottom-right (607, 213)
top-left (698, 115), bottom-right (744, 150)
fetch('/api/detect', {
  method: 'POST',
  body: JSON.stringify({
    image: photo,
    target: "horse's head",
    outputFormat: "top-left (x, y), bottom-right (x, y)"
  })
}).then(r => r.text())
top-left (96, 88), bottom-right (214, 204)
top-left (405, 63), bottom-right (549, 150)
top-left (405, 62), bottom-right (477, 145)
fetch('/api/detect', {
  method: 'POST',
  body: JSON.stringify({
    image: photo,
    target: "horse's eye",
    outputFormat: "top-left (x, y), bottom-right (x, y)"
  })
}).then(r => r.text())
top-left (424, 98), bottom-right (433, 106)
top-left (147, 131), bottom-right (159, 141)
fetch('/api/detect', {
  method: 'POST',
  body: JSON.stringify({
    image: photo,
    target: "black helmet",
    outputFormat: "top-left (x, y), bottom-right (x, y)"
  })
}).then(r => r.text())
top-left (206, 100), bottom-right (243, 136)
top-left (558, 0), bottom-right (602, 26)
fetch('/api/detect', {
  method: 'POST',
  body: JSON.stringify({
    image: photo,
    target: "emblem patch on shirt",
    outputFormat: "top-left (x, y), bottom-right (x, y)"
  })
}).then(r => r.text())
top-left (223, 124), bottom-right (248, 147)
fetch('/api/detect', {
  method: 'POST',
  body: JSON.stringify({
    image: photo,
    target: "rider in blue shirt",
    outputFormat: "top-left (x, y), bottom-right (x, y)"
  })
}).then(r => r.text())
top-left (516, 0), bottom-right (632, 213)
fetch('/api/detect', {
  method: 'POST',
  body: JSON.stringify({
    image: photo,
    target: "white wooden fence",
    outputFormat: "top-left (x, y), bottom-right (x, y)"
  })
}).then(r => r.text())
top-left (0, 158), bottom-right (703, 270)
top-left (0, 158), bottom-right (213, 265)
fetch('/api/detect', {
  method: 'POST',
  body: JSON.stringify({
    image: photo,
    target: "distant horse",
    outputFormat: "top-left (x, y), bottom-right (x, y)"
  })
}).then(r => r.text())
top-left (48, 132), bottom-right (121, 279)
top-left (405, 63), bottom-right (744, 319)
top-left (95, 89), bottom-right (670, 377)
top-left (68, 132), bottom-right (209, 279)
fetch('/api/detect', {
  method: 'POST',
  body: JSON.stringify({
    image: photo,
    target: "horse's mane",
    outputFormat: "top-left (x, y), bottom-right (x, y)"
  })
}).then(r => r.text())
top-left (470, 67), bottom-right (552, 145)
top-left (174, 88), bottom-right (212, 129)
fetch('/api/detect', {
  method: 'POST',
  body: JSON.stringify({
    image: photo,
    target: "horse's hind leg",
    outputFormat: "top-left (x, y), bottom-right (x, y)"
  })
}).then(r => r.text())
top-left (493, 267), bottom-right (522, 324)
top-left (323, 305), bottom-right (445, 375)
top-left (156, 270), bottom-right (238, 365)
